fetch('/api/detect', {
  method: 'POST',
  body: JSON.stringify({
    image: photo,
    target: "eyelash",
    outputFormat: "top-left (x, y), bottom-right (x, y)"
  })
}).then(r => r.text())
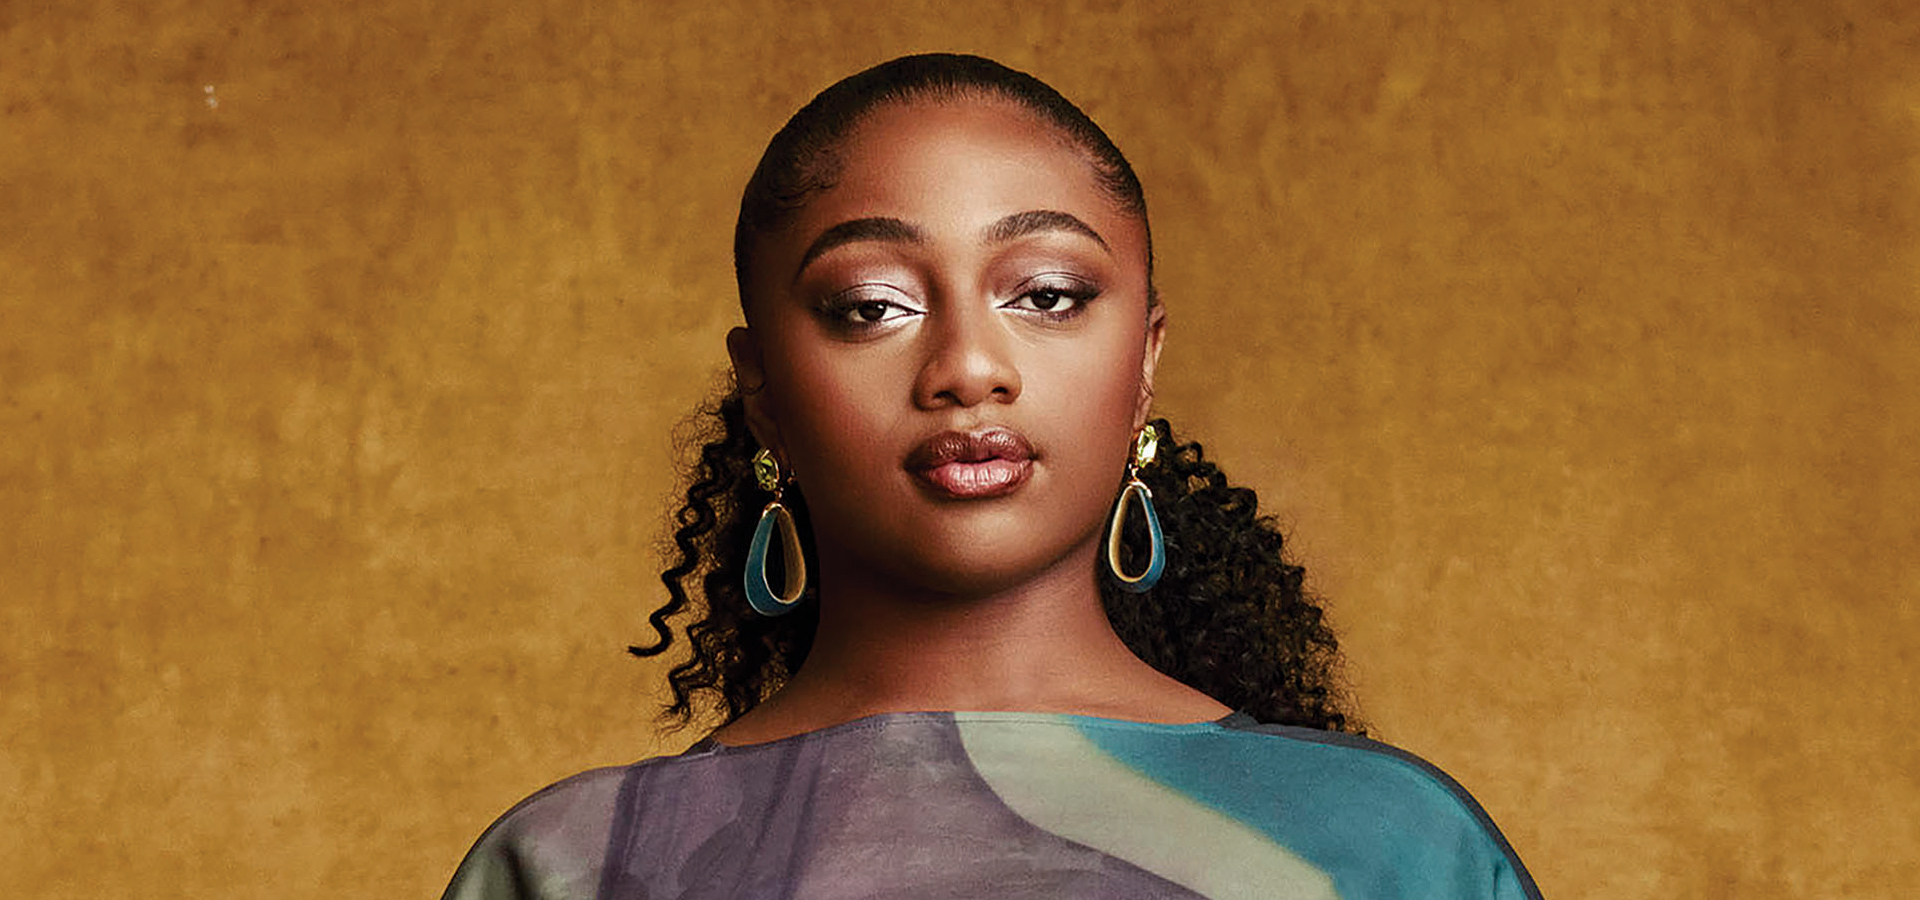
top-left (818, 291), bottom-right (922, 332)
top-left (1003, 280), bottom-right (1099, 320)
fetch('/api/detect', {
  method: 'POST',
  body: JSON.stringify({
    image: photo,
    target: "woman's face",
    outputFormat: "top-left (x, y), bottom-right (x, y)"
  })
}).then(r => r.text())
top-left (730, 96), bottom-right (1163, 598)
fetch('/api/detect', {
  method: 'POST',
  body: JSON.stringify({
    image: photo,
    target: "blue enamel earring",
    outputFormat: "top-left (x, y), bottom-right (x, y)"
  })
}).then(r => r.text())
top-left (1106, 424), bottom-right (1165, 593)
top-left (745, 449), bottom-right (808, 616)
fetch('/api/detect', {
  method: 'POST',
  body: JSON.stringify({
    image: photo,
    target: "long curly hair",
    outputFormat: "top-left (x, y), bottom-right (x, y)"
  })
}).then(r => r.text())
top-left (629, 53), bottom-right (1362, 734)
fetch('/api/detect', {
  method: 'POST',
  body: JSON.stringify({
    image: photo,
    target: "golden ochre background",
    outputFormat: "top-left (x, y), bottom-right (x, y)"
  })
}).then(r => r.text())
top-left (4, 0), bottom-right (1917, 896)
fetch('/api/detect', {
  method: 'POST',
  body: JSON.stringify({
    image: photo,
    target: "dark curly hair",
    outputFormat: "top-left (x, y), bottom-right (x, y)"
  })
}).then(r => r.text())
top-left (629, 53), bottom-right (1362, 735)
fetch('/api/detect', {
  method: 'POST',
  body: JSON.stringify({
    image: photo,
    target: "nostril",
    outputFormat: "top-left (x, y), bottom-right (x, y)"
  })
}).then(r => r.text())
top-left (911, 318), bottom-right (1023, 409)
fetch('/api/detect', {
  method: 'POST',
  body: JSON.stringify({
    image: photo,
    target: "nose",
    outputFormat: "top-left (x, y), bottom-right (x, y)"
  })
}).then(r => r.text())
top-left (911, 303), bottom-right (1022, 410)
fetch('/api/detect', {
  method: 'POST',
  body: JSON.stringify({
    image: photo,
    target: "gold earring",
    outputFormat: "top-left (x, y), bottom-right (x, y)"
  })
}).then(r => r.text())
top-left (1107, 424), bottom-right (1165, 592)
top-left (745, 449), bottom-right (807, 616)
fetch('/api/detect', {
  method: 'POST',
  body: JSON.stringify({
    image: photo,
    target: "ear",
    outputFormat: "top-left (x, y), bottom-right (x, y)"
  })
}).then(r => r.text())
top-left (727, 326), bottom-right (784, 454)
top-left (1132, 304), bottom-right (1168, 430)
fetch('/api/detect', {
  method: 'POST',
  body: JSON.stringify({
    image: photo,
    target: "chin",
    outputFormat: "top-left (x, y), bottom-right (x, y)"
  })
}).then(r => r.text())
top-left (808, 483), bottom-right (1105, 599)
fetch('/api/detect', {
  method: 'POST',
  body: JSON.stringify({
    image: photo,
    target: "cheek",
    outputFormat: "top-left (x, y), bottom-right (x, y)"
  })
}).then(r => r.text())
top-left (1030, 326), bottom-right (1151, 478)
top-left (1058, 319), bottom-right (1148, 413)
top-left (763, 342), bottom-right (907, 480)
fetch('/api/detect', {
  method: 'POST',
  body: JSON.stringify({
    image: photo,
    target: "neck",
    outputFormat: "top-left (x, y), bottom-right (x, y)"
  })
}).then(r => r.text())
top-left (710, 539), bottom-right (1230, 746)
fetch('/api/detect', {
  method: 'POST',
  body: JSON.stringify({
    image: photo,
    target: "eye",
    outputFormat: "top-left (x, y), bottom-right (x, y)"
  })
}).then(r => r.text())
top-left (839, 299), bottom-right (915, 324)
top-left (816, 284), bottom-right (924, 334)
top-left (1005, 281), bottom-right (1097, 316)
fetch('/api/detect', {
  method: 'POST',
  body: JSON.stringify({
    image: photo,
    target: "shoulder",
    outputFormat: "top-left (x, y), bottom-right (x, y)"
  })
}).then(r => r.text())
top-left (1219, 718), bottom-right (1514, 827)
top-left (1209, 718), bottom-right (1545, 899)
top-left (439, 765), bottom-right (632, 900)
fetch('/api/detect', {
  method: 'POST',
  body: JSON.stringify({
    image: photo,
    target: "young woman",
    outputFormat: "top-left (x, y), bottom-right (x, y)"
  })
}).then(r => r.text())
top-left (442, 53), bottom-right (1542, 900)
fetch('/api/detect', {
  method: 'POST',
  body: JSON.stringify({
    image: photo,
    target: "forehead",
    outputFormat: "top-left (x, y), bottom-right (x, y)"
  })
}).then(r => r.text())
top-left (752, 97), bottom-right (1146, 275)
top-left (829, 96), bottom-right (1091, 196)
top-left (812, 97), bottom-right (1106, 220)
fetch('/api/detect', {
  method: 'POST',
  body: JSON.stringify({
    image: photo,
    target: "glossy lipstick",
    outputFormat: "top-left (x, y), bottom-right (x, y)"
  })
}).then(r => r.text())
top-left (905, 429), bottom-right (1035, 500)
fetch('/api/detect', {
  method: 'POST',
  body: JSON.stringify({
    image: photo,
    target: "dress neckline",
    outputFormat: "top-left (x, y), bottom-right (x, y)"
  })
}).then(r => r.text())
top-left (687, 708), bottom-right (1258, 754)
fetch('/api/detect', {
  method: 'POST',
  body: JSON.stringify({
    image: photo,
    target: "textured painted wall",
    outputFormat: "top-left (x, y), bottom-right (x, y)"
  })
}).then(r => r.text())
top-left (4, 1), bottom-right (1916, 897)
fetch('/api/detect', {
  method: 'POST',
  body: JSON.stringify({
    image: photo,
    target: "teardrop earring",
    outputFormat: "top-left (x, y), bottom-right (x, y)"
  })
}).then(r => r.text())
top-left (1106, 424), bottom-right (1165, 593)
top-left (744, 449), bottom-right (808, 616)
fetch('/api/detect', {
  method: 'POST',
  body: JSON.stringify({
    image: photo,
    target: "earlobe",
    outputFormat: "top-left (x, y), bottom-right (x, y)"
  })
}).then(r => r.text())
top-left (727, 326), bottom-right (783, 452)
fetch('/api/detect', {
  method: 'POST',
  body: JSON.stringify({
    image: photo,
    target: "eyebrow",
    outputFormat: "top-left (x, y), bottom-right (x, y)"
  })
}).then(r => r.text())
top-left (794, 217), bottom-right (924, 281)
top-left (792, 209), bottom-right (1113, 283)
top-left (985, 209), bottom-right (1110, 253)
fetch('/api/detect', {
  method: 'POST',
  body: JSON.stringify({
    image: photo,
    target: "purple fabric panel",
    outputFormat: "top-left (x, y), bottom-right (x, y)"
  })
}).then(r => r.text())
top-left (595, 714), bottom-right (1202, 900)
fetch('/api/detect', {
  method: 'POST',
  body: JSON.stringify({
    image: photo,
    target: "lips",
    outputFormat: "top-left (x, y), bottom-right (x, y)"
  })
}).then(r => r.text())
top-left (905, 428), bottom-right (1036, 500)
